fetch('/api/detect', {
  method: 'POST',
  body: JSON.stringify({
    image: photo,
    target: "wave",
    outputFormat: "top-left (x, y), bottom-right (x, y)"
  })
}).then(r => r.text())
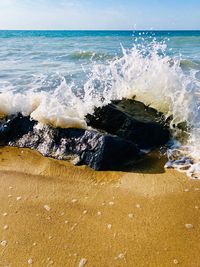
top-left (1, 41), bottom-right (200, 178)
top-left (68, 51), bottom-right (112, 60)
top-left (180, 59), bottom-right (200, 70)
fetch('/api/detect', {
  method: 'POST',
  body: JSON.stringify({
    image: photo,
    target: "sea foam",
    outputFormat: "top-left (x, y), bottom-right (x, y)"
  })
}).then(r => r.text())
top-left (0, 41), bottom-right (200, 178)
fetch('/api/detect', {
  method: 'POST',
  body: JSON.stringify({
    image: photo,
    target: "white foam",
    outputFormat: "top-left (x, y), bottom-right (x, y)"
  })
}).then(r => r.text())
top-left (1, 41), bottom-right (200, 177)
top-left (0, 89), bottom-right (88, 129)
top-left (84, 42), bottom-right (200, 178)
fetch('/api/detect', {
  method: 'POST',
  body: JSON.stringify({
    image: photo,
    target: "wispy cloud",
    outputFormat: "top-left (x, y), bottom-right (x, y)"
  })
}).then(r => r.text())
top-left (0, 0), bottom-right (199, 30)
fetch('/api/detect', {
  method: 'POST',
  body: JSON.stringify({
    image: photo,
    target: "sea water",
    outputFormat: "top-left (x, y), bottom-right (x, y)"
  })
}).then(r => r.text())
top-left (0, 30), bottom-right (200, 177)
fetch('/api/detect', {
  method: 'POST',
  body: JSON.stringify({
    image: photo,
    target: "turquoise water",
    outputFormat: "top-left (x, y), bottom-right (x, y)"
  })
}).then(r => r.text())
top-left (0, 30), bottom-right (200, 93)
top-left (0, 30), bottom-right (200, 177)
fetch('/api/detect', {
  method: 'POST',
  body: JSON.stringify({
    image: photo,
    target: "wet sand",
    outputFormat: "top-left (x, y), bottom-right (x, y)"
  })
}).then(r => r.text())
top-left (0, 147), bottom-right (200, 267)
top-left (0, 112), bottom-right (6, 120)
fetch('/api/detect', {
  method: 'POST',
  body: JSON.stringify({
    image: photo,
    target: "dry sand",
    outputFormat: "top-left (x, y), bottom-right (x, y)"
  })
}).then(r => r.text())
top-left (0, 146), bottom-right (200, 266)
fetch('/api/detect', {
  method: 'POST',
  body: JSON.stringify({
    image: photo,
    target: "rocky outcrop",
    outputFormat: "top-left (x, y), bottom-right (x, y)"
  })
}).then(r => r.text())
top-left (0, 99), bottom-right (170, 171)
top-left (86, 99), bottom-right (170, 150)
top-left (0, 114), bottom-right (140, 170)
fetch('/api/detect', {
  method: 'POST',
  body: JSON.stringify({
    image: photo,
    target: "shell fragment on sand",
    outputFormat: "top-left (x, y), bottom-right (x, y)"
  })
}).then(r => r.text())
top-left (78, 258), bottom-right (87, 267)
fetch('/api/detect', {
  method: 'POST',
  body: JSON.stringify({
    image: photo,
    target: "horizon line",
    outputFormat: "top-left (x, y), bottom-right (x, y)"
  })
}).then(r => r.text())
top-left (0, 29), bottom-right (200, 31)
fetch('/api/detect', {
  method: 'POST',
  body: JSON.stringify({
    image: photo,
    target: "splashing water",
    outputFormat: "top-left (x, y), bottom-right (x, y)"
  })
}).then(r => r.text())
top-left (83, 41), bottom-right (200, 178)
top-left (0, 36), bottom-right (200, 178)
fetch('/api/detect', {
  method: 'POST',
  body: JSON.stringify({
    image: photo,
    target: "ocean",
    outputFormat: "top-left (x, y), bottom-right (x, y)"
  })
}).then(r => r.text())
top-left (0, 30), bottom-right (200, 177)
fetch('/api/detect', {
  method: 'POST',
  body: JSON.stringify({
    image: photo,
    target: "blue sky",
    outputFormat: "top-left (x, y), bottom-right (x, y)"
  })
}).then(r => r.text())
top-left (0, 0), bottom-right (199, 30)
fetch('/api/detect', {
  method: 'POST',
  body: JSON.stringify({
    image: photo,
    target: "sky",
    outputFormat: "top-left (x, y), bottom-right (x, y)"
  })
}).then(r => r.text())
top-left (0, 0), bottom-right (199, 30)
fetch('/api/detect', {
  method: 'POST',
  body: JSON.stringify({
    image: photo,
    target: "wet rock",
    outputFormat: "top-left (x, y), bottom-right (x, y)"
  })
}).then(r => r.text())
top-left (0, 115), bottom-right (140, 170)
top-left (0, 114), bottom-right (36, 145)
top-left (0, 98), bottom-right (171, 170)
top-left (86, 99), bottom-right (170, 149)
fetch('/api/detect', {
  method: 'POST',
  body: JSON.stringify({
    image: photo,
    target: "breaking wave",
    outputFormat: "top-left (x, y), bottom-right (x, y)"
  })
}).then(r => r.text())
top-left (69, 51), bottom-right (112, 60)
top-left (1, 40), bottom-right (200, 178)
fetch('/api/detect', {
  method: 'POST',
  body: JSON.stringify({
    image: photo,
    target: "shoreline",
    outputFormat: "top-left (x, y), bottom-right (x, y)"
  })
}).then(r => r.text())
top-left (0, 147), bottom-right (200, 266)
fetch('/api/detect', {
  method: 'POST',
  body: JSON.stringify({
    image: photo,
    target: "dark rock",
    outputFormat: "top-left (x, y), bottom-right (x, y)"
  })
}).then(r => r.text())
top-left (0, 114), bottom-right (36, 145)
top-left (0, 115), bottom-right (140, 170)
top-left (86, 99), bottom-right (170, 149)
top-left (0, 114), bottom-right (37, 145)
top-left (0, 98), bottom-right (171, 171)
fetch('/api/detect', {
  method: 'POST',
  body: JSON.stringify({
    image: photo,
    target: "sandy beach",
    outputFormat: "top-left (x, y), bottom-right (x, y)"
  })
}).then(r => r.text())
top-left (0, 147), bottom-right (200, 267)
